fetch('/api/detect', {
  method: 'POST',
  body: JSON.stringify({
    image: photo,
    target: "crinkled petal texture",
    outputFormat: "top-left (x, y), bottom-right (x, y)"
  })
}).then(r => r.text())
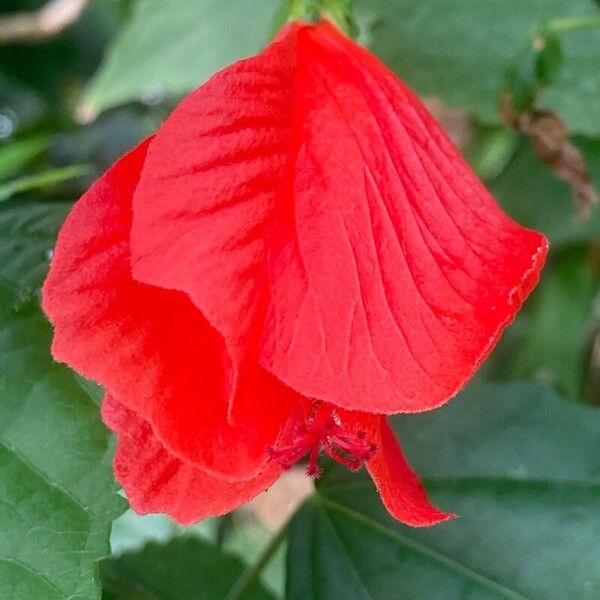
top-left (42, 139), bottom-right (299, 484)
top-left (102, 394), bottom-right (281, 524)
top-left (130, 21), bottom-right (547, 416)
top-left (43, 20), bottom-right (547, 528)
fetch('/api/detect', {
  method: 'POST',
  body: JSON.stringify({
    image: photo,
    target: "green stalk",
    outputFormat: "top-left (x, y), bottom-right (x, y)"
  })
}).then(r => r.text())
top-left (272, 0), bottom-right (358, 38)
top-left (547, 13), bottom-right (600, 34)
top-left (0, 165), bottom-right (89, 202)
top-left (224, 522), bottom-right (289, 600)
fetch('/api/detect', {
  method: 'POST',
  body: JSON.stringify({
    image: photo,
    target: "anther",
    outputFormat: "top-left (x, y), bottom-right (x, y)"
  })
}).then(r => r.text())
top-left (268, 404), bottom-right (377, 477)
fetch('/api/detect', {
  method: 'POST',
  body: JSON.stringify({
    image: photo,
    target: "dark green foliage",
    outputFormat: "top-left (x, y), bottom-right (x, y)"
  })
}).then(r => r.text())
top-left (288, 383), bottom-right (600, 599)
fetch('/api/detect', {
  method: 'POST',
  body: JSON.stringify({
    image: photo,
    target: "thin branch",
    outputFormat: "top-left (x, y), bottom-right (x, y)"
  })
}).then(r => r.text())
top-left (0, 0), bottom-right (90, 44)
top-left (223, 521), bottom-right (290, 600)
top-left (547, 13), bottom-right (600, 34)
top-left (501, 96), bottom-right (599, 220)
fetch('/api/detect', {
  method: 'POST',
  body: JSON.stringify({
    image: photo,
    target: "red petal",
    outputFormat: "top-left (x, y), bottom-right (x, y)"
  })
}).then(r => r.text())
top-left (130, 24), bottom-right (300, 396)
top-left (130, 21), bottom-right (546, 416)
top-left (42, 139), bottom-right (296, 479)
top-left (366, 417), bottom-right (454, 527)
top-left (102, 394), bottom-right (281, 524)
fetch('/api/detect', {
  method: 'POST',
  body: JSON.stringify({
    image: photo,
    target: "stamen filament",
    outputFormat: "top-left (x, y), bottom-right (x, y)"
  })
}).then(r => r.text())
top-left (268, 403), bottom-right (376, 477)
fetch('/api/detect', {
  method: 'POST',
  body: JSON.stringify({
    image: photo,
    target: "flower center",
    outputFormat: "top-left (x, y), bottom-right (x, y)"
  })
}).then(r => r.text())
top-left (268, 403), bottom-right (377, 477)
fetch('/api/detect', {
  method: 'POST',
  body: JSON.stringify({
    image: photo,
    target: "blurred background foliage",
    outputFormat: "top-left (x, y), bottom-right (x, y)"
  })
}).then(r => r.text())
top-left (1, 1), bottom-right (600, 599)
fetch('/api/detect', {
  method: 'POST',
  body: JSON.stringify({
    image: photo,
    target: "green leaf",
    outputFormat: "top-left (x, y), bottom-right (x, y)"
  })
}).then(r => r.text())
top-left (0, 199), bottom-right (70, 289)
top-left (505, 40), bottom-right (547, 114)
top-left (110, 510), bottom-right (220, 557)
top-left (86, 0), bottom-right (600, 134)
top-left (353, 0), bottom-right (600, 135)
top-left (0, 282), bottom-right (126, 600)
top-left (505, 32), bottom-right (564, 113)
top-left (221, 517), bottom-right (287, 599)
top-left (491, 136), bottom-right (600, 247)
top-left (0, 136), bottom-right (49, 182)
top-left (0, 165), bottom-right (89, 203)
top-left (536, 32), bottom-right (564, 87)
top-left (0, 1), bottom-right (122, 114)
top-left (0, 73), bottom-right (47, 136)
top-left (108, 511), bottom-right (285, 599)
top-left (542, 13), bottom-right (600, 133)
top-left (86, 0), bottom-right (281, 113)
top-left (494, 249), bottom-right (599, 400)
top-left (101, 538), bottom-right (276, 600)
top-left (287, 382), bottom-right (600, 599)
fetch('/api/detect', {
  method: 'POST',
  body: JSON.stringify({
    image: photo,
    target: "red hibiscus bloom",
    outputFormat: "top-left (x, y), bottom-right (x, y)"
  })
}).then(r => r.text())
top-left (42, 21), bottom-right (547, 527)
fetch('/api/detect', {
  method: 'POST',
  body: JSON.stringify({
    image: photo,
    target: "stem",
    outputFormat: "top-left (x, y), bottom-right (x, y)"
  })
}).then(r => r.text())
top-left (271, 0), bottom-right (358, 38)
top-left (224, 522), bottom-right (290, 600)
top-left (547, 13), bottom-right (600, 34)
top-left (0, 0), bottom-right (90, 44)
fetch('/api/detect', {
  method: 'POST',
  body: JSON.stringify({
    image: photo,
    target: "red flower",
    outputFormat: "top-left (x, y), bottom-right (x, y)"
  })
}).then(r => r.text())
top-left (42, 21), bottom-right (547, 527)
